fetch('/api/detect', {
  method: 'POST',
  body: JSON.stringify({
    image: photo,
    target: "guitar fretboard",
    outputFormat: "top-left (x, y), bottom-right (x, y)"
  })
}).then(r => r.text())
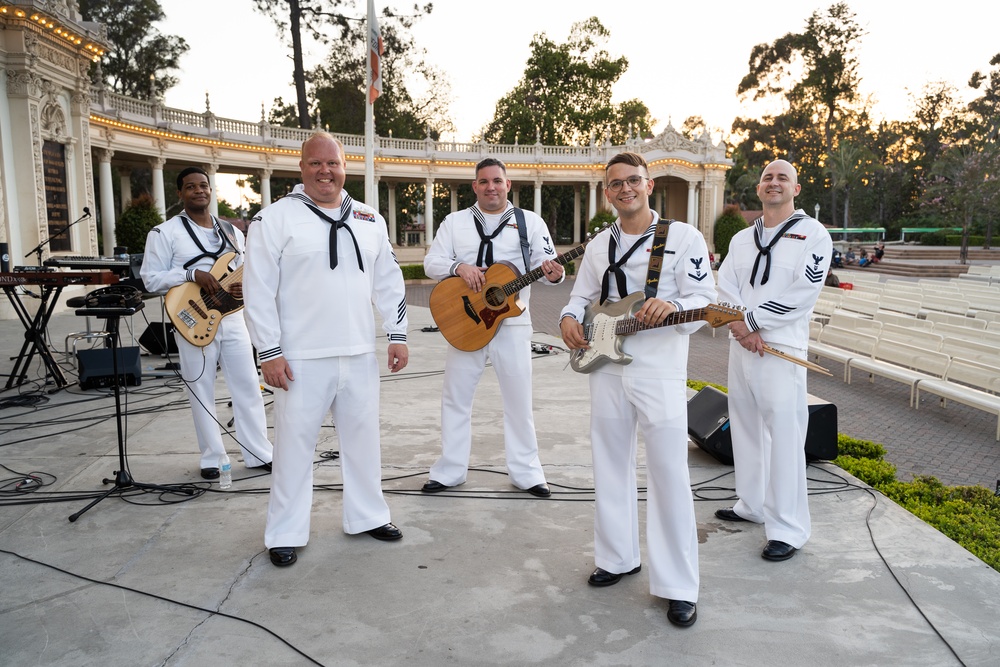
top-left (503, 243), bottom-right (589, 297)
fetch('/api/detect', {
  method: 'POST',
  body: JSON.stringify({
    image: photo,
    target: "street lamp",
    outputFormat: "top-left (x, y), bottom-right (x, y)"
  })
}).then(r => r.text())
top-left (814, 203), bottom-right (820, 223)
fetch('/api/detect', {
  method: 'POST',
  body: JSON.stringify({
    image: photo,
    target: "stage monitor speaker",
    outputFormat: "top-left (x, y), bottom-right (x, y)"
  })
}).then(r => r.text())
top-left (687, 387), bottom-right (839, 465)
top-left (77, 346), bottom-right (142, 390)
top-left (139, 322), bottom-right (177, 355)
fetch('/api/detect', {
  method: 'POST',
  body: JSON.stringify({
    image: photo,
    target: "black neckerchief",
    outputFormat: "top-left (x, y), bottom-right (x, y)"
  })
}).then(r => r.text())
top-left (750, 213), bottom-right (805, 287)
top-left (470, 205), bottom-right (515, 267)
top-left (600, 221), bottom-right (656, 305)
top-left (289, 192), bottom-right (364, 272)
top-left (179, 213), bottom-right (232, 270)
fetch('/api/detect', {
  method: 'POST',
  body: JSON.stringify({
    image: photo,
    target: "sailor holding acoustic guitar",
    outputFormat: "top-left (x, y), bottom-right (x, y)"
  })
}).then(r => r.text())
top-left (422, 157), bottom-right (564, 497)
top-left (559, 152), bottom-right (716, 627)
top-left (141, 166), bottom-right (273, 479)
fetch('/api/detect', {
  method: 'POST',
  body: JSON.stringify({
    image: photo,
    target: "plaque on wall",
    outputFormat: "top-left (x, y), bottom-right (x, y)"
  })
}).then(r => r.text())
top-left (42, 140), bottom-right (70, 252)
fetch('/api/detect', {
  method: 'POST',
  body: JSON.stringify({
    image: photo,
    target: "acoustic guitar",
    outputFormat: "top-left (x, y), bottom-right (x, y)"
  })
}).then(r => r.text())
top-left (569, 293), bottom-right (743, 373)
top-left (429, 242), bottom-right (591, 352)
top-left (164, 252), bottom-right (243, 347)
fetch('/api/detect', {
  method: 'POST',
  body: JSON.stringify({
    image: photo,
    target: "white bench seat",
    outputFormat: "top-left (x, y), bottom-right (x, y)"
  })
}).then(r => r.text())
top-left (808, 326), bottom-right (878, 381)
top-left (847, 338), bottom-right (951, 406)
top-left (915, 358), bottom-right (1000, 441)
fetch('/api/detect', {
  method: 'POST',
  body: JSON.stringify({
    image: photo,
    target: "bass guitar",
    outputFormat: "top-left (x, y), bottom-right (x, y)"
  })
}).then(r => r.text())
top-left (429, 240), bottom-right (592, 352)
top-left (164, 252), bottom-right (243, 347)
top-left (570, 292), bottom-right (742, 373)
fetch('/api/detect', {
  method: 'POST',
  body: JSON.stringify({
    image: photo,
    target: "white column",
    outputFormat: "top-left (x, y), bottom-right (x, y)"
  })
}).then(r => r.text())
top-left (425, 177), bottom-right (435, 246)
top-left (97, 148), bottom-right (116, 256)
top-left (656, 188), bottom-right (664, 217)
top-left (511, 186), bottom-right (519, 208)
top-left (387, 183), bottom-right (397, 245)
top-left (119, 166), bottom-right (132, 210)
top-left (686, 181), bottom-right (697, 228)
top-left (450, 184), bottom-right (458, 213)
top-left (573, 185), bottom-right (581, 243)
top-left (260, 168), bottom-right (272, 208)
top-left (150, 157), bottom-right (167, 221)
top-left (205, 163), bottom-right (219, 217)
top-left (588, 181), bottom-right (598, 221)
top-left (533, 179), bottom-right (542, 216)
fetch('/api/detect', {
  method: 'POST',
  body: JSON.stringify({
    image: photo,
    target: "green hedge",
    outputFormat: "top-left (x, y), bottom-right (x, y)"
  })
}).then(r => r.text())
top-left (400, 264), bottom-right (428, 280)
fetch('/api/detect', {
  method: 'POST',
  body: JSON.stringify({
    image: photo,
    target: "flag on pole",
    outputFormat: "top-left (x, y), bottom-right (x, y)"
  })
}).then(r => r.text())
top-left (368, 0), bottom-right (384, 104)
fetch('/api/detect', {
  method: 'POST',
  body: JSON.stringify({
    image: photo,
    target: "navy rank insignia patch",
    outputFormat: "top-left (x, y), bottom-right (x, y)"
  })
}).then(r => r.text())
top-left (688, 256), bottom-right (709, 282)
top-left (804, 254), bottom-right (825, 283)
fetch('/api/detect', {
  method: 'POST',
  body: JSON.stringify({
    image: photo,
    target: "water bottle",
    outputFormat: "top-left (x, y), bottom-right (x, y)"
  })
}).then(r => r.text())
top-left (219, 453), bottom-right (232, 490)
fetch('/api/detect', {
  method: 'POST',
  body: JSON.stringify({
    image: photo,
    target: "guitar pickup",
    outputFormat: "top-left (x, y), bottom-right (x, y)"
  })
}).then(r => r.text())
top-left (177, 310), bottom-right (197, 329)
top-left (462, 296), bottom-right (482, 324)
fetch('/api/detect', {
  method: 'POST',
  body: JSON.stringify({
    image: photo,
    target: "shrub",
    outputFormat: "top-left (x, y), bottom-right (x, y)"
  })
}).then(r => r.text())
top-left (833, 456), bottom-right (897, 487)
top-left (835, 434), bottom-right (886, 460)
top-left (588, 210), bottom-right (617, 236)
top-left (114, 194), bottom-right (162, 255)
top-left (400, 264), bottom-right (428, 280)
top-left (713, 205), bottom-right (748, 262)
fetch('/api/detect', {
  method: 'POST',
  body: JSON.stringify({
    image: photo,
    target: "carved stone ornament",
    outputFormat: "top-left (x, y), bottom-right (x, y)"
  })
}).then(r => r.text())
top-left (6, 70), bottom-right (44, 98)
top-left (41, 102), bottom-right (68, 140)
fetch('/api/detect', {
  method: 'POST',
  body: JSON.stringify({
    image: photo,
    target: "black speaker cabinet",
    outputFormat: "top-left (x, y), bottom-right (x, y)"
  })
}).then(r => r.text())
top-left (139, 322), bottom-right (177, 355)
top-left (687, 387), bottom-right (839, 465)
top-left (77, 346), bottom-right (142, 390)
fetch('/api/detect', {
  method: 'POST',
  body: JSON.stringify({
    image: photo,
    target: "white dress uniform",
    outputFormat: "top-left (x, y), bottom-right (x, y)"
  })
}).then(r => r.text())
top-left (243, 186), bottom-right (407, 549)
top-left (560, 213), bottom-right (716, 602)
top-left (141, 213), bottom-right (273, 470)
top-left (423, 203), bottom-right (560, 490)
top-left (716, 210), bottom-right (832, 549)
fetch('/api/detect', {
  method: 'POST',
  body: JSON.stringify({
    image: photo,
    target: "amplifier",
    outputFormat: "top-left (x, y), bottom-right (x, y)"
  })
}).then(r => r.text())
top-left (77, 346), bottom-right (142, 390)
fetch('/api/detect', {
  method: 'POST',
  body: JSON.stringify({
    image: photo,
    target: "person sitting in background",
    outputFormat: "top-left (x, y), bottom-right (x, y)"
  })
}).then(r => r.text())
top-left (873, 243), bottom-right (885, 263)
top-left (844, 247), bottom-right (856, 265)
top-left (825, 268), bottom-right (840, 287)
top-left (831, 249), bottom-right (843, 268)
top-left (858, 248), bottom-right (870, 267)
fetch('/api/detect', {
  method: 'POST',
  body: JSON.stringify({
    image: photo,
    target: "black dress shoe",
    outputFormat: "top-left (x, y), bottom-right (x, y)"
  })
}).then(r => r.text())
top-left (714, 507), bottom-right (747, 522)
top-left (762, 540), bottom-right (797, 561)
top-left (200, 467), bottom-right (220, 480)
top-left (587, 565), bottom-right (641, 587)
top-left (421, 480), bottom-right (450, 493)
top-left (367, 523), bottom-right (403, 541)
top-left (667, 600), bottom-right (697, 627)
top-left (526, 483), bottom-right (551, 498)
top-left (269, 547), bottom-right (297, 567)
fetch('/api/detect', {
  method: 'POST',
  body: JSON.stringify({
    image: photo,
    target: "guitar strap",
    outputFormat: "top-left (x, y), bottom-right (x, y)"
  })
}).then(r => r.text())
top-left (178, 213), bottom-right (234, 270)
top-left (512, 208), bottom-right (531, 273)
top-left (643, 219), bottom-right (673, 299)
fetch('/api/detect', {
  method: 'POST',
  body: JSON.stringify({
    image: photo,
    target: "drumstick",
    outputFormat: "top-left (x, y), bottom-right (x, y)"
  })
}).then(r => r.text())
top-left (762, 344), bottom-right (833, 376)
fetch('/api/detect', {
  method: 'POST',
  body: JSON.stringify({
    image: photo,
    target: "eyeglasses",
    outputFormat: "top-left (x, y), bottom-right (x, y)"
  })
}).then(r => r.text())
top-left (606, 175), bottom-right (648, 192)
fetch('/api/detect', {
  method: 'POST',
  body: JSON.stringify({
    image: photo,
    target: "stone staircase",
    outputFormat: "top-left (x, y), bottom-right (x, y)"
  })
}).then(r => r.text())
top-left (847, 245), bottom-right (1000, 278)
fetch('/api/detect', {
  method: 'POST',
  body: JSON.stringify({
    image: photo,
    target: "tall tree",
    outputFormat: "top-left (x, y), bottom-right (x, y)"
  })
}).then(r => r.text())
top-left (964, 52), bottom-right (1000, 143)
top-left (826, 140), bottom-right (878, 228)
top-left (482, 17), bottom-right (653, 145)
top-left (80, 0), bottom-right (188, 97)
top-left (923, 144), bottom-right (1000, 260)
top-left (734, 2), bottom-right (866, 225)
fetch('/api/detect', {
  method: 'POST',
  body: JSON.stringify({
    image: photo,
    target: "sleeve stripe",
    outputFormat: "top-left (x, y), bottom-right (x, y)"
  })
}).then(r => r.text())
top-left (258, 347), bottom-right (282, 361)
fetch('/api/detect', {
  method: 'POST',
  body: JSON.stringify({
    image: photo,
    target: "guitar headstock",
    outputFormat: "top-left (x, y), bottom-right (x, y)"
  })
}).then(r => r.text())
top-left (584, 221), bottom-right (611, 242)
top-left (705, 302), bottom-right (745, 327)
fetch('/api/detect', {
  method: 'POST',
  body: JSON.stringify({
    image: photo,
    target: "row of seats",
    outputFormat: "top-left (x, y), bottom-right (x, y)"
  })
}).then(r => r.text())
top-left (808, 320), bottom-right (1000, 440)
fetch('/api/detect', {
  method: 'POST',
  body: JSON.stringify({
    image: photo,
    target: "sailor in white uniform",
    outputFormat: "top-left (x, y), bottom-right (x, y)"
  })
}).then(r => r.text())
top-left (141, 167), bottom-right (272, 479)
top-left (715, 159), bottom-right (832, 562)
top-left (243, 133), bottom-right (408, 567)
top-left (421, 157), bottom-right (564, 497)
top-left (560, 152), bottom-right (716, 628)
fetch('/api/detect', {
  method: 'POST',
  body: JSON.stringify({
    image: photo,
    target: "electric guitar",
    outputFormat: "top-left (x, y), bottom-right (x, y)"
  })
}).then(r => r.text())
top-left (429, 240), bottom-right (593, 352)
top-left (164, 252), bottom-right (244, 347)
top-left (569, 293), bottom-right (743, 373)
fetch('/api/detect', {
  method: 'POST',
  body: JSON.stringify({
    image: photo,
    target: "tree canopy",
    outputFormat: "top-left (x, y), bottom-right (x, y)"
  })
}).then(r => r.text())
top-left (80, 0), bottom-right (189, 97)
top-left (481, 18), bottom-right (653, 146)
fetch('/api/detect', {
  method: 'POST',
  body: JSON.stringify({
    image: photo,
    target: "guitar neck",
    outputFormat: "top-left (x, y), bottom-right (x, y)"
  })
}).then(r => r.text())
top-left (615, 306), bottom-right (729, 335)
top-left (503, 244), bottom-right (588, 296)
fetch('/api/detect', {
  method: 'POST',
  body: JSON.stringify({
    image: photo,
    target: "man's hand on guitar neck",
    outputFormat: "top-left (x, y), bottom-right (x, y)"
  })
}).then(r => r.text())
top-left (633, 298), bottom-right (676, 326)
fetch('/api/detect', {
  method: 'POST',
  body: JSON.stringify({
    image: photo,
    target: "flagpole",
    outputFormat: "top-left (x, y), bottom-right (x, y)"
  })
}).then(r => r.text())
top-left (364, 0), bottom-right (376, 208)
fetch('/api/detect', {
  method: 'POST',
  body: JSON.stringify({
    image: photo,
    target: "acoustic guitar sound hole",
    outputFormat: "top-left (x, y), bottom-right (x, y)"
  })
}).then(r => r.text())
top-left (484, 286), bottom-right (506, 308)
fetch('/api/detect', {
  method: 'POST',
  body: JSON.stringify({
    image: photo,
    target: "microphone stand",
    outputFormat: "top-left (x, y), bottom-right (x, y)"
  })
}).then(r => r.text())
top-left (24, 209), bottom-right (92, 266)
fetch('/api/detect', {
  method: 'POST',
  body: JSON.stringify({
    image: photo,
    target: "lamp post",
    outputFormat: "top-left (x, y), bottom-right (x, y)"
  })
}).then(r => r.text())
top-left (814, 203), bottom-right (820, 223)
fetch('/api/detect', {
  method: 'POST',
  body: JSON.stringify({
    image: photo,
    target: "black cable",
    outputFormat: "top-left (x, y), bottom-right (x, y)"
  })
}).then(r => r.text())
top-left (0, 547), bottom-right (326, 667)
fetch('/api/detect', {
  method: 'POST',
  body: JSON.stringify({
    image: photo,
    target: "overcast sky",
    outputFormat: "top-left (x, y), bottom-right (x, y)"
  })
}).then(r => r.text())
top-left (155, 0), bottom-right (999, 202)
